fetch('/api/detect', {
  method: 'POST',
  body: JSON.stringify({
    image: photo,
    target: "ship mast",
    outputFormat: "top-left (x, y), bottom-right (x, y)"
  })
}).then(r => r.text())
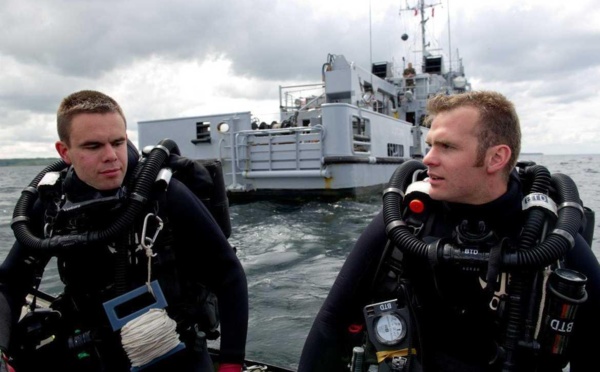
top-left (400, 0), bottom-right (442, 71)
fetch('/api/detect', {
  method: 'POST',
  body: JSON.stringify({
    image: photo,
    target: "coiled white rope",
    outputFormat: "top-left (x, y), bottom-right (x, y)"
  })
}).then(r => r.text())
top-left (120, 213), bottom-right (182, 368)
top-left (121, 308), bottom-right (182, 367)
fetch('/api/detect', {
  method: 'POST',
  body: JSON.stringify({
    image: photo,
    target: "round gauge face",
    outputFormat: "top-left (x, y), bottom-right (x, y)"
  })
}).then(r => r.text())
top-left (375, 313), bottom-right (406, 345)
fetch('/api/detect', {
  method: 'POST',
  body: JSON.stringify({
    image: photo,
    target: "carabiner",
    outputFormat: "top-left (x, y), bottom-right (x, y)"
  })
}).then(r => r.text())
top-left (141, 213), bottom-right (164, 251)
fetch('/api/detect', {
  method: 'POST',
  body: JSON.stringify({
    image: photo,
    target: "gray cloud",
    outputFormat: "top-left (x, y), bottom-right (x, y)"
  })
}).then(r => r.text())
top-left (0, 0), bottom-right (598, 157)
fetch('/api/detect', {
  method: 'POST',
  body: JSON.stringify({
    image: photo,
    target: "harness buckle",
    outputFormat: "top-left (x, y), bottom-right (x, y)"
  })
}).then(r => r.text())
top-left (391, 356), bottom-right (407, 371)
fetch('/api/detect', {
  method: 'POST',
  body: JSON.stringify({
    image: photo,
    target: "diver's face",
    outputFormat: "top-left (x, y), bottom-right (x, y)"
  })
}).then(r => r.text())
top-left (423, 106), bottom-right (490, 204)
top-left (55, 112), bottom-right (128, 190)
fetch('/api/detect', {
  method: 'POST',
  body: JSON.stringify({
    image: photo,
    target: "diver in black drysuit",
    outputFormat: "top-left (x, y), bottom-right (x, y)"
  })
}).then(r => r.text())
top-left (0, 145), bottom-right (249, 371)
top-left (298, 171), bottom-right (600, 371)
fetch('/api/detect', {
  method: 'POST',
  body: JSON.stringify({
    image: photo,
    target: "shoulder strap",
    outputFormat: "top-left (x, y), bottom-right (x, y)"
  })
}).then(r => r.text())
top-left (370, 240), bottom-right (402, 297)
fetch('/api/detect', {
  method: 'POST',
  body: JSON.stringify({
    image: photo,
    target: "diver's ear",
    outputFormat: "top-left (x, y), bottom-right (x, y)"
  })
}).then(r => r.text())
top-left (487, 144), bottom-right (511, 174)
top-left (55, 141), bottom-right (72, 164)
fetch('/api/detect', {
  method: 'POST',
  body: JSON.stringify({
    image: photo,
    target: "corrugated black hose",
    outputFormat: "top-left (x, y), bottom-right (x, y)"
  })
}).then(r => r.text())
top-left (383, 161), bottom-right (584, 371)
top-left (501, 164), bottom-right (552, 371)
top-left (10, 139), bottom-right (180, 256)
top-left (383, 162), bottom-right (583, 269)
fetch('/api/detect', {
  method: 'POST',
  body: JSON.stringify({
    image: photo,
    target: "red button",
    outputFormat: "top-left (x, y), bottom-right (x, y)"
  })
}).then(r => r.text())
top-left (409, 199), bottom-right (425, 213)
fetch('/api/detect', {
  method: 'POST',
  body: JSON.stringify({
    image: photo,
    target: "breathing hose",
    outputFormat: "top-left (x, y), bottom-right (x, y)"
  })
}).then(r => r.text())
top-left (382, 161), bottom-right (584, 270)
top-left (382, 160), bottom-right (430, 258)
top-left (501, 164), bottom-right (552, 372)
top-left (515, 164), bottom-right (552, 250)
top-left (383, 160), bottom-right (585, 371)
top-left (10, 139), bottom-right (180, 256)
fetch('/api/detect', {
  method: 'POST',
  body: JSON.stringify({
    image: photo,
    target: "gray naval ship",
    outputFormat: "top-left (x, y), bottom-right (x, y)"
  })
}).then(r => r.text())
top-left (138, 0), bottom-right (470, 203)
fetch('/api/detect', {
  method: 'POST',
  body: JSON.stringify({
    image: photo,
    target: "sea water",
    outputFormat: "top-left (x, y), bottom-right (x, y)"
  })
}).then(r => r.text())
top-left (1, 154), bottom-right (599, 370)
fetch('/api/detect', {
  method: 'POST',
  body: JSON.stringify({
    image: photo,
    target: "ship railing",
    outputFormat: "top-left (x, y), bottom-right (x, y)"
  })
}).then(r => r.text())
top-left (401, 75), bottom-right (434, 100)
top-left (232, 125), bottom-right (327, 179)
top-left (403, 77), bottom-right (415, 91)
top-left (279, 83), bottom-right (325, 114)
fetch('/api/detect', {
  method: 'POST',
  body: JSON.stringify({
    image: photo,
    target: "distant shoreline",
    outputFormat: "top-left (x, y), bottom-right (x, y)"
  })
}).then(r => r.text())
top-left (3, 153), bottom-right (599, 167)
top-left (0, 158), bottom-right (60, 167)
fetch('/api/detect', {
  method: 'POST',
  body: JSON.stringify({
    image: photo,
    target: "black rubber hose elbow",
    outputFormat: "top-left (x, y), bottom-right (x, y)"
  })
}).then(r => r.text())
top-left (90, 138), bottom-right (178, 242)
top-left (11, 160), bottom-right (68, 253)
top-left (505, 173), bottom-right (583, 268)
top-left (383, 160), bottom-right (430, 258)
top-left (517, 165), bottom-right (551, 250)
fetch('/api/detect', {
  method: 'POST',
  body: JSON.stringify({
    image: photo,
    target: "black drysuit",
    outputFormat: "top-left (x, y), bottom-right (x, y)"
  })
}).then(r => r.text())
top-left (298, 173), bottom-right (600, 371)
top-left (0, 165), bottom-right (248, 371)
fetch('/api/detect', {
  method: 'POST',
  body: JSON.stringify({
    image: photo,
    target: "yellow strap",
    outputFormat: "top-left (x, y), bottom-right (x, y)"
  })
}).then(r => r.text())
top-left (376, 348), bottom-right (417, 363)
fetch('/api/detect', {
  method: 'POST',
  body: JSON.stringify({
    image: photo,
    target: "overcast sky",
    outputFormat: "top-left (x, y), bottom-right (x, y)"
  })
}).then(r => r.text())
top-left (1, 0), bottom-right (598, 159)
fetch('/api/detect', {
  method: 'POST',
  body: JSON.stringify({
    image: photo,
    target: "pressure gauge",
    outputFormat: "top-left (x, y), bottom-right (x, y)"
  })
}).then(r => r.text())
top-left (375, 313), bottom-right (406, 345)
top-left (364, 299), bottom-right (412, 351)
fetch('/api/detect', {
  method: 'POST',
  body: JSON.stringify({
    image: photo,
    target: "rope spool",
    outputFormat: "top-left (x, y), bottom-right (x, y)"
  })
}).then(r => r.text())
top-left (121, 308), bottom-right (182, 367)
